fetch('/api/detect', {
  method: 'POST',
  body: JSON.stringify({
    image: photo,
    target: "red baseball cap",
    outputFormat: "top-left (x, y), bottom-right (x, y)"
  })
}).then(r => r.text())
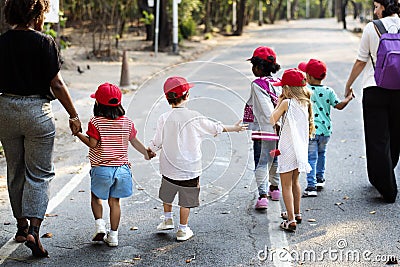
top-left (248, 46), bottom-right (277, 63)
top-left (163, 76), bottom-right (194, 98)
top-left (273, 68), bottom-right (306, 87)
top-left (90, 83), bottom-right (122, 106)
top-left (298, 59), bottom-right (327, 79)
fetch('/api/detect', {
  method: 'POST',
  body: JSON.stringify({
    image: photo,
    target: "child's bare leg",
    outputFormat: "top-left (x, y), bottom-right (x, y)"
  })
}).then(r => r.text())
top-left (280, 171), bottom-right (295, 221)
top-left (180, 207), bottom-right (190, 225)
top-left (91, 192), bottom-right (103, 219)
top-left (163, 203), bottom-right (173, 213)
top-left (108, 197), bottom-right (120, 231)
top-left (291, 169), bottom-right (301, 214)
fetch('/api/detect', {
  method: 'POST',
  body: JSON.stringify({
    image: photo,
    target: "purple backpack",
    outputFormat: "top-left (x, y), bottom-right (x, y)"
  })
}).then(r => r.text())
top-left (372, 20), bottom-right (400, 90)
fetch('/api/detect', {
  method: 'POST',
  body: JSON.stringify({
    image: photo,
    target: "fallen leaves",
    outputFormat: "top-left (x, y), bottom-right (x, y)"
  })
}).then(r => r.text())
top-left (130, 226), bottom-right (138, 230)
top-left (45, 213), bottom-right (58, 217)
top-left (369, 210), bottom-right (376, 215)
top-left (41, 232), bottom-right (53, 238)
top-left (307, 218), bottom-right (316, 222)
top-left (133, 255), bottom-right (141, 261)
top-left (335, 202), bottom-right (345, 211)
top-left (186, 255), bottom-right (195, 263)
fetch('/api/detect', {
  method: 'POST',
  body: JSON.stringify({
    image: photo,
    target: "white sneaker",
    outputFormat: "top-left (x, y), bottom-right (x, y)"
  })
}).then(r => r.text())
top-left (157, 217), bottom-right (174, 230)
top-left (104, 230), bottom-right (118, 247)
top-left (176, 227), bottom-right (194, 241)
top-left (92, 219), bottom-right (106, 242)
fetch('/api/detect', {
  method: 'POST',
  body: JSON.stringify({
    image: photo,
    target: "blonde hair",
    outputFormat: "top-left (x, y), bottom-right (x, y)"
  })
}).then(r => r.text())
top-left (281, 85), bottom-right (315, 138)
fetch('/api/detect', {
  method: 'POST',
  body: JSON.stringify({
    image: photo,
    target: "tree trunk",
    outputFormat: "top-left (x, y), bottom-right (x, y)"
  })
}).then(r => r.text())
top-left (270, 0), bottom-right (284, 24)
top-left (351, 1), bottom-right (359, 19)
top-left (291, 0), bottom-right (299, 19)
top-left (234, 0), bottom-right (246, 36)
top-left (342, 0), bottom-right (349, 29)
top-left (153, 0), bottom-right (170, 50)
top-left (204, 0), bottom-right (212, 33)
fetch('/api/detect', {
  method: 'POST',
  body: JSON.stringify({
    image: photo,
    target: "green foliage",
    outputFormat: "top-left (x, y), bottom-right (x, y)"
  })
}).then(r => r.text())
top-left (59, 11), bottom-right (67, 28)
top-left (44, 23), bottom-right (71, 49)
top-left (179, 18), bottom-right (197, 39)
top-left (140, 10), bottom-right (154, 25)
top-left (179, 0), bottom-right (202, 21)
top-left (204, 32), bottom-right (213, 40)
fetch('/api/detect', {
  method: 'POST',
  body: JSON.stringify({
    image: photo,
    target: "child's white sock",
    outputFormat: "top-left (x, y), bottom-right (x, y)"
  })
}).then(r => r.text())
top-left (109, 229), bottom-right (118, 236)
top-left (178, 224), bottom-right (187, 231)
top-left (164, 212), bottom-right (173, 219)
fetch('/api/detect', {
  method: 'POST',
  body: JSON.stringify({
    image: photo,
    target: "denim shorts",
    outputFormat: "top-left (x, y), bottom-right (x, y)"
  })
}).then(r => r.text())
top-left (90, 165), bottom-right (133, 200)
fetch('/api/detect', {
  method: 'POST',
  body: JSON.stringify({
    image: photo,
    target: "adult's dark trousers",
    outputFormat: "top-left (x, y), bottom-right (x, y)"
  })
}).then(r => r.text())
top-left (362, 87), bottom-right (400, 203)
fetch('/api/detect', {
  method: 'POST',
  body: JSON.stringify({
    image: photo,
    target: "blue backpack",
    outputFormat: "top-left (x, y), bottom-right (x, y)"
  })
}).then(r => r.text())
top-left (371, 20), bottom-right (400, 90)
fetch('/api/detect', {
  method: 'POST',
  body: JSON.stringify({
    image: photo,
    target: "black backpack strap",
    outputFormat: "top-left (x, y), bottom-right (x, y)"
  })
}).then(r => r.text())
top-left (373, 19), bottom-right (387, 37)
top-left (370, 20), bottom-right (387, 69)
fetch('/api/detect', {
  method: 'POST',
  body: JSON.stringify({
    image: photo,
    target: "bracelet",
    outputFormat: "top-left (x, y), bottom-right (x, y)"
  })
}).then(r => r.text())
top-left (69, 115), bottom-right (79, 122)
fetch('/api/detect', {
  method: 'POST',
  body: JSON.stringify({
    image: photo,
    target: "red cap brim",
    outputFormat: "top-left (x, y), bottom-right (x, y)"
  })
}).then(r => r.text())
top-left (272, 81), bottom-right (283, 86)
top-left (90, 93), bottom-right (96, 99)
top-left (298, 62), bottom-right (307, 72)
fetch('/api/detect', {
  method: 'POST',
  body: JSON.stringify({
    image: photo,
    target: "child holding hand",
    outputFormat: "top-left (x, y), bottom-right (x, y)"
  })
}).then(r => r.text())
top-left (76, 83), bottom-right (154, 246)
top-left (270, 69), bottom-right (315, 232)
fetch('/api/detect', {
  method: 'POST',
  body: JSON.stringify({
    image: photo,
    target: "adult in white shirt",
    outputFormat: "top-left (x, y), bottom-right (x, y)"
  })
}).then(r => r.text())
top-left (345, 0), bottom-right (400, 203)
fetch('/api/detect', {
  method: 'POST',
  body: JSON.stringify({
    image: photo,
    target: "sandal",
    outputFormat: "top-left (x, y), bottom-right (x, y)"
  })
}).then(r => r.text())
top-left (15, 224), bottom-right (29, 243)
top-left (280, 220), bottom-right (296, 232)
top-left (280, 211), bottom-right (302, 224)
top-left (25, 226), bottom-right (49, 258)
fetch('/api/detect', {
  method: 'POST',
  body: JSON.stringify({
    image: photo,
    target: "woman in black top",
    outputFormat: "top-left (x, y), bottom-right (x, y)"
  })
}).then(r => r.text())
top-left (0, 0), bottom-right (81, 257)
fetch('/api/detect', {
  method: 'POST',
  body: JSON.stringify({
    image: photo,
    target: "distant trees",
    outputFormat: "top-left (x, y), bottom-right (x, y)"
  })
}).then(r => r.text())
top-left (0, 0), bottom-right (371, 51)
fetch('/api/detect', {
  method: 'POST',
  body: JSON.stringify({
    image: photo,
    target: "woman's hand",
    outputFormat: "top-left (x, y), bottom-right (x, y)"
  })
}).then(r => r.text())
top-left (69, 117), bottom-right (82, 135)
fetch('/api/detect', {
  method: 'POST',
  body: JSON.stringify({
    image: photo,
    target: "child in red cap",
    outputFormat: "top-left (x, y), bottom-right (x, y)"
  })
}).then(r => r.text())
top-left (149, 76), bottom-right (247, 241)
top-left (75, 82), bottom-right (154, 246)
top-left (298, 59), bottom-right (353, 197)
top-left (270, 68), bottom-right (315, 232)
top-left (244, 46), bottom-right (282, 210)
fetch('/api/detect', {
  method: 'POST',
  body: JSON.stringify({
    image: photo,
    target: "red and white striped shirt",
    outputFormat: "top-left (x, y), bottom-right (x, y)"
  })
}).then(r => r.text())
top-left (86, 116), bottom-right (137, 166)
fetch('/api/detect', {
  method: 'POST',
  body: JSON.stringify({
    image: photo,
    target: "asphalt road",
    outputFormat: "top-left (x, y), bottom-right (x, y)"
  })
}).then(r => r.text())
top-left (1, 18), bottom-right (399, 267)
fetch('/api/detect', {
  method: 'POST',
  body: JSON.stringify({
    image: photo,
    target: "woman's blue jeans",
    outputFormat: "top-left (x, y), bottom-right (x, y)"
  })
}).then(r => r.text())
top-left (306, 135), bottom-right (330, 188)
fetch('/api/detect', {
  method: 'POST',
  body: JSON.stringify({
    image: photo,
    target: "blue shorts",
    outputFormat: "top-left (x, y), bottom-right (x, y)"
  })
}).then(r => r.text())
top-left (90, 165), bottom-right (133, 200)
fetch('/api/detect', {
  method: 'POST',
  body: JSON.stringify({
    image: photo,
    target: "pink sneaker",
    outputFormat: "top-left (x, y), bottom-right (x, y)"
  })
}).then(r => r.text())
top-left (269, 189), bottom-right (281, 201)
top-left (255, 197), bottom-right (268, 209)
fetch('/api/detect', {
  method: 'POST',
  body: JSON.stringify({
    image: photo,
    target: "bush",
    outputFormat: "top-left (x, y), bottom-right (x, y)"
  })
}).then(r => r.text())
top-left (179, 18), bottom-right (197, 39)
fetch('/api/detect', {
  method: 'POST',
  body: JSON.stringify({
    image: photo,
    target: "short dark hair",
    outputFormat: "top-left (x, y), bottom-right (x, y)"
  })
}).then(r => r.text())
top-left (93, 102), bottom-right (125, 120)
top-left (166, 92), bottom-right (188, 105)
top-left (375, 0), bottom-right (400, 17)
top-left (251, 57), bottom-right (281, 76)
top-left (4, 0), bottom-right (50, 26)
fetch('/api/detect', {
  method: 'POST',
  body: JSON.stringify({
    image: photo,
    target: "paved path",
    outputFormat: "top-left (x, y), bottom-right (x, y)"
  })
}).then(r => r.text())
top-left (1, 18), bottom-right (399, 267)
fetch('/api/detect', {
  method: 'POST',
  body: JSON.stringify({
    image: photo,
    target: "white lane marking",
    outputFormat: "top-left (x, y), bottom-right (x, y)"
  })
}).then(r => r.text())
top-left (0, 164), bottom-right (90, 264)
top-left (268, 200), bottom-right (292, 266)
